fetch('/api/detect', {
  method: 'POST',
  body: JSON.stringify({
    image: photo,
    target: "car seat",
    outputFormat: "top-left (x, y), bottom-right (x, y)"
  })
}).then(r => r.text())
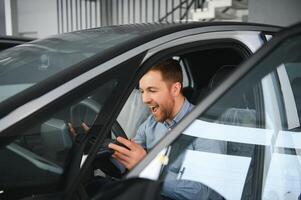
top-left (191, 63), bottom-right (258, 198)
top-left (41, 118), bottom-right (72, 162)
top-left (209, 65), bottom-right (237, 90)
top-left (209, 65), bottom-right (257, 199)
top-left (193, 65), bottom-right (237, 105)
top-left (117, 89), bottom-right (149, 139)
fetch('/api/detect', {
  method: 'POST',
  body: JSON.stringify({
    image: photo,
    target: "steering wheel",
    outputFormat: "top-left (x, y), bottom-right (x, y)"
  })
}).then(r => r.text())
top-left (70, 98), bottom-right (128, 138)
top-left (70, 98), bottom-right (128, 177)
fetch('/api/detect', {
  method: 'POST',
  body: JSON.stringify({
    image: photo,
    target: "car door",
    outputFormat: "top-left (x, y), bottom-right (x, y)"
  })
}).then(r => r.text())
top-left (122, 23), bottom-right (301, 200)
top-left (0, 52), bottom-right (145, 200)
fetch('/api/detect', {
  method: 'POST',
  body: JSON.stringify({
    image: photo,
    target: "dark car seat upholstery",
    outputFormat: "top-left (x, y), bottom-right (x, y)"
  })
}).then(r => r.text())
top-left (194, 65), bottom-right (237, 105)
top-left (41, 118), bottom-right (72, 161)
top-left (217, 108), bottom-right (256, 199)
top-left (182, 86), bottom-right (195, 103)
top-left (41, 98), bottom-right (101, 161)
top-left (208, 65), bottom-right (237, 89)
top-left (210, 64), bottom-right (257, 155)
top-left (207, 64), bottom-right (257, 199)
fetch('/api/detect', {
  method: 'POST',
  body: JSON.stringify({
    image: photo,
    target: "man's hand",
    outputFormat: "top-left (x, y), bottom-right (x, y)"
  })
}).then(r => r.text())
top-left (109, 137), bottom-right (146, 170)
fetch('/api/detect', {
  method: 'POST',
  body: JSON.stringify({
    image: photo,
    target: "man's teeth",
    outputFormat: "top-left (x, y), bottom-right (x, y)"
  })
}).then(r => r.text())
top-left (151, 106), bottom-right (158, 112)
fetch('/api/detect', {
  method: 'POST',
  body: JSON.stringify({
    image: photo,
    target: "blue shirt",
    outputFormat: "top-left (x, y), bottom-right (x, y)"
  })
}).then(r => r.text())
top-left (133, 98), bottom-right (225, 200)
top-left (133, 98), bottom-right (194, 151)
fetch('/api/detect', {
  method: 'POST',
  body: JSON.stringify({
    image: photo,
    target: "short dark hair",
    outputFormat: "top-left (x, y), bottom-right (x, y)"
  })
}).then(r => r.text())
top-left (150, 59), bottom-right (183, 87)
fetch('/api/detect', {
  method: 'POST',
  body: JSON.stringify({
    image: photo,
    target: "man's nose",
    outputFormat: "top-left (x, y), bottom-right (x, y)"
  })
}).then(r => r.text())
top-left (142, 93), bottom-right (151, 104)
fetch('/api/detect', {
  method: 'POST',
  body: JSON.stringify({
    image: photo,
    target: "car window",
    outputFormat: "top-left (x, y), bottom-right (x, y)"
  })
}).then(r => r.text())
top-left (0, 77), bottom-right (118, 199)
top-left (139, 34), bottom-right (301, 199)
top-left (0, 27), bottom-right (139, 104)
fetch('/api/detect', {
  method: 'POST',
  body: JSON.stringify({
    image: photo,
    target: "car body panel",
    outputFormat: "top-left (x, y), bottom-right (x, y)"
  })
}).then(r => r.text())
top-left (144, 30), bottom-right (264, 62)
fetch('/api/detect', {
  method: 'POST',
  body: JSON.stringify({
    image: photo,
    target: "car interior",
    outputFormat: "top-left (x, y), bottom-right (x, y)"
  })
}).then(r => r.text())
top-left (117, 44), bottom-right (249, 138)
top-left (112, 44), bottom-right (262, 199)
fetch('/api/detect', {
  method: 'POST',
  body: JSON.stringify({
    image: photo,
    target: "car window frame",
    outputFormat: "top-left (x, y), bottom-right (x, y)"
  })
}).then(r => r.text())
top-left (276, 65), bottom-right (300, 129)
top-left (145, 38), bottom-right (251, 86)
top-left (115, 38), bottom-right (252, 140)
top-left (63, 54), bottom-right (147, 199)
top-left (122, 38), bottom-right (254, 175)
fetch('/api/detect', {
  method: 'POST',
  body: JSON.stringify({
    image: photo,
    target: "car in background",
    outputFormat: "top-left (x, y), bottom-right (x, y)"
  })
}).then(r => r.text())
top-left (0, 36), bottom-right (33, 51)
top-left (2, 22), bottom-right (299, 199)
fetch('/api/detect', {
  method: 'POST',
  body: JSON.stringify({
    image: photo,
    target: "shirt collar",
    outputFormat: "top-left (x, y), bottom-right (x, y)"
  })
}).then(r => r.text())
top-left (163, 98), bottom-right (191, 129)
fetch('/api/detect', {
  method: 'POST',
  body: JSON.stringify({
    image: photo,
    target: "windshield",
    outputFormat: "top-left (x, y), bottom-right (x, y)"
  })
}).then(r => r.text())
top-left (0, 26), bottom-right (139, 103)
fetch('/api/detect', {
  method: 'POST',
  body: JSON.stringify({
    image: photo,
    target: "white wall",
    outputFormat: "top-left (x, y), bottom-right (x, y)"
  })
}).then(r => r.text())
top-left (0, 1), bottom-right (6, 35)
top-left (17, 0), bottom-right (58, 38)
top-left (14, 0), bottom-right (187, 38)
top-left (56, 0), bottom-right (183, 32)
top-left (248, 0), bottom-right (301, 26)
top-left (111, 0), bottom-right (182, 24)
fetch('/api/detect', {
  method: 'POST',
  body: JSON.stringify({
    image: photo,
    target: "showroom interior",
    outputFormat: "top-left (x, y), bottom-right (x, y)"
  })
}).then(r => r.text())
top-left (1, 1), bottom-right (301, 200)
top-left (1, 0), bottom-right (301, 39)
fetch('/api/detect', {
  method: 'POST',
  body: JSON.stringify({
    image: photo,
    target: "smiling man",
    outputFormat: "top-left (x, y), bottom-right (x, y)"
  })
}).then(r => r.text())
top-left (108, 60), bottom-right (226, 200)
top-left (109, 59), bottom-right (194, 170)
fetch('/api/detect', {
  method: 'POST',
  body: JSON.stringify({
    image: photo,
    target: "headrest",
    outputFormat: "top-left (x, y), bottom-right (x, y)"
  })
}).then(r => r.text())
top-left (209, 65), bottom-right (236, 89)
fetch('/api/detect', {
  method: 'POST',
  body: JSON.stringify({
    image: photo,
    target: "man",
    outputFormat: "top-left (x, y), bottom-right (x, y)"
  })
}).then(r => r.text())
top-left (109, 59), bottom-right (225, 200)
top-left (70, 59), bottom-right (224, 199)
top-left (108, 58), bottom-right (194, 170)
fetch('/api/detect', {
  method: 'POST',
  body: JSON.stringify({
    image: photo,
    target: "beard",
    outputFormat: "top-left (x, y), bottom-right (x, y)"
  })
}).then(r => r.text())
top-left (150, 101), bottom-right (174, 123)
top-left (153, 108), bottom-right (170, 122)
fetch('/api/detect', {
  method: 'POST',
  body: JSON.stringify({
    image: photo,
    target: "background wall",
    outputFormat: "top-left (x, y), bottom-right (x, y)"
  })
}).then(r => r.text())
top-left (0, 1), bottom-right (6, 35)
top-left (248, 0), bottom-right (301, 26)
top-left (17, 0), bottom-right (57, 38)
top-left (56, 0), bottom-right (186, 34)
top-left (2, 0), bottom-right (301, 38)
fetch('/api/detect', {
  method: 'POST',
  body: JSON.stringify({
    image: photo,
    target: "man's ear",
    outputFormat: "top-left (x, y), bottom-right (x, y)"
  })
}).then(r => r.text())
top-left (171, 82), bottom-right (182, 97)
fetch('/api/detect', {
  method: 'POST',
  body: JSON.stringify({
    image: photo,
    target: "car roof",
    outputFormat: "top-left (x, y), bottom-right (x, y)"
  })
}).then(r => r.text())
top-left (57, 21), bottom-right (280, 76)
top-left (75, 21), bottom-right (281, 36)
top-left (0, 35), bottom-right (34, 45)
top-left (69, 22), bottom-right (280, 54)
top-left (0, 35), bottom-right (34, 42)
